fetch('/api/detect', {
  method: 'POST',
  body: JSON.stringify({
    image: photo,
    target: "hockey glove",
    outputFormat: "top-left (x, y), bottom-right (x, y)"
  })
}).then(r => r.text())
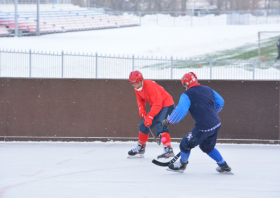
top-left (139, 108), bottom-right (147, 119)
top-left (144, 115), bottom-right (153, 128)
top-left (160, 119), bottom-right (170, 129)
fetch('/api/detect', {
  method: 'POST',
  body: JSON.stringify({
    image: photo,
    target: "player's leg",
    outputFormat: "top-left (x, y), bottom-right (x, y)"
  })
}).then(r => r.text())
top-left (199, 126), bottom-right (231, 172)
top-left (127, 120), bottom-right (150, 158)
top-left (167, 128), bottom-right (206, 172)
top-left (128, 114), bottom-right (165, 158)
top-left (154, 105), bottom-right (175, 159)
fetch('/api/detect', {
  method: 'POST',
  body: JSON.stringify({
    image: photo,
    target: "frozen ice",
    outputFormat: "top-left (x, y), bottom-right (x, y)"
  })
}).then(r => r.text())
top-left (0, 142), bottom-right (279, 198)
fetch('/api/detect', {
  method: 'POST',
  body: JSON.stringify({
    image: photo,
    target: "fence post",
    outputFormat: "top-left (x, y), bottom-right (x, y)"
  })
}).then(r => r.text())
top-left (36, 0), bottom-right (40, 36)
top-left (95, 53), bottom-right (98, 78)
top-left (171, 57), bottom-right (173, 79)
top-left (210, 60), bottom-right (212, 79)
top-left (174, 12), bottom-right (176, 27)
top-left (157, 13), bottom-right (158, 25)
top-left (15, 0), bottom-right (18, 37)
top-left (253, 60), bottom-right (255, 80)
top-left (132, 55), bottom-right (134, 71)
top-left (191, 12), bottom-right (193, 27)
top-left (277, 8), bottom-right (280, 23)
top-left (61, 51), bottom-right (64, 78)
top-left (29, 49), bottom-right (31, 78)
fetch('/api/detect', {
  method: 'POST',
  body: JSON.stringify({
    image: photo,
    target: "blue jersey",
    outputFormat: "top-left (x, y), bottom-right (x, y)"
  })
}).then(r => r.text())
top-left (168, 85), bottom-right (224, 131)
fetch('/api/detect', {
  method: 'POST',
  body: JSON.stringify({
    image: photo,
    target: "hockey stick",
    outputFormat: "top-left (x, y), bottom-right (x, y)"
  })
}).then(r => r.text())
top-left (148, 127), bottom-right (161, 145)
top-left (144, 115), bottom-right (161, 145)
top-left (152, 152), bottom-right (180, 167)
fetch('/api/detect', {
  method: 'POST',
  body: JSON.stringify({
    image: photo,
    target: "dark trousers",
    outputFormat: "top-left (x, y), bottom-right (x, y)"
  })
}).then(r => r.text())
top-left (180, 125), bottom-right (221, 154)
top-left (139, 105), bottom-right (174, 136)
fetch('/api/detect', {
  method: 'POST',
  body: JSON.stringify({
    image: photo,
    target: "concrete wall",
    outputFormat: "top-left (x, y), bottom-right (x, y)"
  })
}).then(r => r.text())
top-left (0, 78), bottom-right (279, 144)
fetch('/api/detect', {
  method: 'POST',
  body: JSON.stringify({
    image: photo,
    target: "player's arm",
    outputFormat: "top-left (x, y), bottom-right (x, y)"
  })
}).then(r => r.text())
top-left (165, 93), bottom-right (191, 125)
top-left (212, 89), bottom-right (224, 113)
top-left (135, 91), bottom-right (146, 118)
top-left (143, 85), bottom-right (163, 127)
top-left (146, 86), bottom-right (163, 119)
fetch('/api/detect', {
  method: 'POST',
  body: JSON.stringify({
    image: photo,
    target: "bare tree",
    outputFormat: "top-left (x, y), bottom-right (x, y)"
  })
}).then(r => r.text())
top-left (155, 0), bottom-right (162, 11)
top-left (265, 0), bottom-right (272, 9)
top-left (133, 0), bottom-right (141, 11)
top-left (181, 0), bottom-right (187, 12)
top-left (217, 0), bottom-right (226, 10)
top-left (227, 0), bottom-right (262, 10)
top-left (207, 0), bottom-right (215, 5)
top-left (251, 0), bottom-right (262, 10)
top-left (205, 0), bottom-right (224, 10)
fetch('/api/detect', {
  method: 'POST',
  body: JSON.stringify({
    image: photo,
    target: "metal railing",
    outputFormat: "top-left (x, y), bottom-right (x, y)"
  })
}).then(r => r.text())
top-left (0, 49), bottom-right (280, 80)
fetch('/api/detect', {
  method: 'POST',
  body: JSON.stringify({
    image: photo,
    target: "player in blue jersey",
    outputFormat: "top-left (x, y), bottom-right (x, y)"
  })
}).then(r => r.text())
top-left (160, 72), bottom-right (231, 173)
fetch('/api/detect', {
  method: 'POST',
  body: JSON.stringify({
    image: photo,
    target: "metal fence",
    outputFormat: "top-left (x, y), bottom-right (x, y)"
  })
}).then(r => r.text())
top-left (1, 49), bottom-right (280, 80)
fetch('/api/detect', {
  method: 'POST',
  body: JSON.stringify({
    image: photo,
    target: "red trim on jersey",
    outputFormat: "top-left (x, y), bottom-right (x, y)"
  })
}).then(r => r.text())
top-left (188, 83), bottom-right (201, 89)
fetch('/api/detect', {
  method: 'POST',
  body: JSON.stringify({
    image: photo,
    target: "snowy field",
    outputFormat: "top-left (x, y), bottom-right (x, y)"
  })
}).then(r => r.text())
top-left (1, 13), bottom-right (280, 79)
top-left (122, 13), bottom-right (280, 27)
top-left (0, 24), bottom-right (279, 59)
top-left (0, 142), bottom-right (280, 198)
top-left (1, 22), bottom-right (280, 79)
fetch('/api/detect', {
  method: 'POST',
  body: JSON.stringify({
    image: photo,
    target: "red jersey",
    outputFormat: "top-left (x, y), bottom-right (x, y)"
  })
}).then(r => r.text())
top-left (134, 80), bottom-right (174, 118)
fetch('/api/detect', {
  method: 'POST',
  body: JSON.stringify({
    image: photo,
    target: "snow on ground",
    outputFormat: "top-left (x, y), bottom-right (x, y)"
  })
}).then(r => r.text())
top-left (0, 24), bottom-right (279, 59)
top-left (0, 15), bottom-right (280, 79)
top-left (0, 142), bottom-right (279, 198)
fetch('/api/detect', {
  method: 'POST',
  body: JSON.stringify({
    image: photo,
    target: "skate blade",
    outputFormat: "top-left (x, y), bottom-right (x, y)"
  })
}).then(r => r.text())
top-left (166, 167), bottom-right (184, 173)
top-left (127, 154), bottom-right (144, 159)
top-left (218, 171), bottom-right (234, 175)
top-left (157, 153), bottom-right (175, 159)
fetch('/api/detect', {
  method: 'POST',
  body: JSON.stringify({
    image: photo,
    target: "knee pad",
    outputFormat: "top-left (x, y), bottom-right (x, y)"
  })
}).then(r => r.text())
top-left (180, 136), bottom-right (191, 153)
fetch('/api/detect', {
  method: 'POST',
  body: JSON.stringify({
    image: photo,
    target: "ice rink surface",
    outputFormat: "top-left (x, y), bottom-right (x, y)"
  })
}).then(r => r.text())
top-left (0, 142), bottom-right (280, 198)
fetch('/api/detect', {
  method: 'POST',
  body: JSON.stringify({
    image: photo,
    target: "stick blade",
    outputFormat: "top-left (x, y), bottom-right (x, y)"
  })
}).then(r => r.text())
top-left (152, 152), bottom-right (180, 167)
top-left (152, 159), bottom-right (170, 167)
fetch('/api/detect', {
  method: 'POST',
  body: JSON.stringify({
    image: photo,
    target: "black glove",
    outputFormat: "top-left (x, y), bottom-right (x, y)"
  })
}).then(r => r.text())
top-left (160, 119), bottom-right (170, 129)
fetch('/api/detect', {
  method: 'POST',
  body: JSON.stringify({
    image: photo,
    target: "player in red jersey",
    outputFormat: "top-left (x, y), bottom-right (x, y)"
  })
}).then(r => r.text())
top-left (128, 70), bottom-right (175, 159)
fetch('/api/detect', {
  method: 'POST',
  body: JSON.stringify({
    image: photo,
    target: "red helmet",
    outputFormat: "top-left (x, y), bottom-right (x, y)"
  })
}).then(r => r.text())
top-left (129, 70), bottom-right (143, 84)
top-left (181, 72), bottom-right (198, 87)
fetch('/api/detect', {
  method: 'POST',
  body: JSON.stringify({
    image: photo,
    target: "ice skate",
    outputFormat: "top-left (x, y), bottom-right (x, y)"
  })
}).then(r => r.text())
top-left (157, 147), bottom-right (175, 159)
top-left (127, 143), bottom-right (146, 158)
top-left (166, 159), bottom-right (188, 173)
top-left (216, 161), bottom-right (232, 174)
